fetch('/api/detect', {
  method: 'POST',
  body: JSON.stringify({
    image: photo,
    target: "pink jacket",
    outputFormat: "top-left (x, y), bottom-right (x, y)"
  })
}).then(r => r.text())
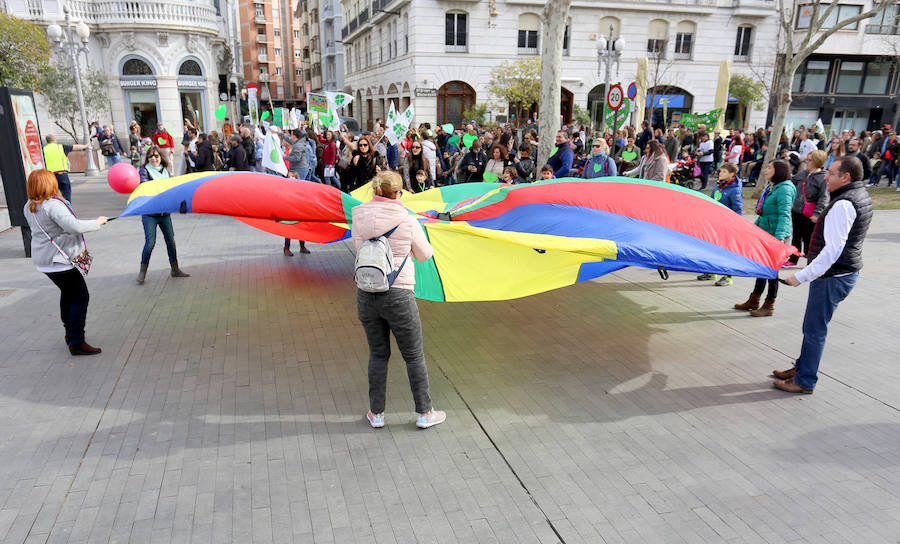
top-left (351, 195), bottom-right (433, 291)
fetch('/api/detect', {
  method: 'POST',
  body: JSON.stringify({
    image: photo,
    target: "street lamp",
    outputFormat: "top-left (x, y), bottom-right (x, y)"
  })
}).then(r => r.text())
top-left (596, 25), bottom-right (625, 132)
top-left (46, 6), bottom-right (99, 176)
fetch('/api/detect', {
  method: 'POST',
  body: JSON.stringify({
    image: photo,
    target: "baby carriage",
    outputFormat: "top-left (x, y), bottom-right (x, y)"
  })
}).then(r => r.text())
top-left (669, 158), bottom-right (701, 190)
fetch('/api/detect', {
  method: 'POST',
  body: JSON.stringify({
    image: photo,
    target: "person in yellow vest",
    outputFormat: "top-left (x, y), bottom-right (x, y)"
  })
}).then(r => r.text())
top-left (43, 134), bottom-right (89, 202)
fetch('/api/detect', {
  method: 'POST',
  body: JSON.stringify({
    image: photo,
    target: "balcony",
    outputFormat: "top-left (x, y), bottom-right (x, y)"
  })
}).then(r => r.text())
top-left (256, 34), bottom-right (267, 43)
top-left (866, 24), bottom-right (900, 35)
top-left (255, 15), bottom-right (266, 25)
top-left (258, 53), bottom-right (269, 62)
top-left (60, 0), bottom-right (220, 35)
top-left (325, 44), bottom-right (337, 56)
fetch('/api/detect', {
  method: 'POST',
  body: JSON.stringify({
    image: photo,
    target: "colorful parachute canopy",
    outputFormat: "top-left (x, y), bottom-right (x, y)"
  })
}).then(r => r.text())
top-left (120, 172), bottom-right (794, 302)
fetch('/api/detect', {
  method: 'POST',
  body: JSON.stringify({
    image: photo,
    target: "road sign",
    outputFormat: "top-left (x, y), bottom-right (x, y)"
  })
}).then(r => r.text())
top-left (607, 84), bottom-right (624, 111)
top-left (626, 82), bottom-right (637, 100)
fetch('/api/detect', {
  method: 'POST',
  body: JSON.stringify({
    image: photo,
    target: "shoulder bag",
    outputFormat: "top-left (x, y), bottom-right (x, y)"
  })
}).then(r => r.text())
top-left (32, 198), bottom-right (93, 276)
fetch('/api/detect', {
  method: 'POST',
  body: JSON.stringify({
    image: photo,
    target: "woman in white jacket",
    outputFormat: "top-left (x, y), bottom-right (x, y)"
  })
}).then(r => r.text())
top-left (24, 169), bottom-right (107, 355)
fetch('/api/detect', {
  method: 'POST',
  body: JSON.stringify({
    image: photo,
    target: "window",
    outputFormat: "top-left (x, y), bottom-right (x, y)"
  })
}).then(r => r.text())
top-left (276, 67), bottom-right (282, 75)
top-left (734, 26), bottom-right (752, 58)
top-left (445, 12), bottom-right (467, 51)
top-left (295, 49), bottom-right (302, 58)
top-left (836, 60), bottom-right (864, 93)
top-left (272, 7), bottom-right (278, 18)
top-left (274, 47), bottom-right (281, 57)
top-left (674, 21), bottom-right (695, 58)
top-left (647, 20), bottom-right (668, 58)
top-left (257, 28), bottom-right (265, 37)
top-left (562, 24), bottom-right (570, 54)
top-left (793, 59), bottom-right (831, 93)
top-left (518, 13), bottom-right (540, 54)
top-left (797, 4), bottom-right (863, 30)
top-left (294, 30), bottom-right (300, 39)
top-left (866, 4), bottom-right (900, 34)
top-left (862, 61), bottom-right (892, 94)
top-left (598, 17), bottom-right (621, 50)
top-left (177, 59), bottom-right (202, 76)
top-left (276, 86), bottom-right (283, 97)
top-left (255, 5), bottom-right (263, 17)
top-left (296, 68), bottom-right (302, 76)
top-left (122, 58), bottom-right (153, 76)
top-left (257, 46), bottom-right (266, 55)
top-left (274, 28), bottom-right (280, 37)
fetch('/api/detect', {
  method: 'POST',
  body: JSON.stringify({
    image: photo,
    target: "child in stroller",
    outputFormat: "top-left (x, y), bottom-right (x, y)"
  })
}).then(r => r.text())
top-left (669, 149), bottom-right (700, 189)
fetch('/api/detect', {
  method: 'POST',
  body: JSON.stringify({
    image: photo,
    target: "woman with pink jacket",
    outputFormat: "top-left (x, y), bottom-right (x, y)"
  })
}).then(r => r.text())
top-left (351, 171), bottom-right (446, 429)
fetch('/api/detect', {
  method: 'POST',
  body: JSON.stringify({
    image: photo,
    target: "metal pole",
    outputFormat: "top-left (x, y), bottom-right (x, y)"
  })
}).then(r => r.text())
top-left (601, 25), bottom-right (612, 133)
top-left (63, 6), bottom-right (99, 176)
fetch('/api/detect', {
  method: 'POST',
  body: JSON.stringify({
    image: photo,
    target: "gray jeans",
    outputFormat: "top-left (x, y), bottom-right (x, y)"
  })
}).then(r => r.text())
top-left (357, 288), bottom-right (432, 414)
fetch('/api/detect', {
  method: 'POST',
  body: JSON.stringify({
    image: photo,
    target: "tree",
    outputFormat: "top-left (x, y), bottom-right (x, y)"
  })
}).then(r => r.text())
top-left (462, 103), bottom-right (490, 127)
top-left (39, 63), bottom-right (110, 143)
top-left (573, 104), bottom-right (591, 128)
top-left (644, 53), bottom-right (677, 129)
top-left (536, 0), bottom-right (572, 170)
top-left (0, 12), bottom-right (52, 90)
top-left (488, 57), bottom-right (541, 128)
top-left (756, 0), bottom-right (898, 197)
top-left (729, 74), bottom-right (766, 130)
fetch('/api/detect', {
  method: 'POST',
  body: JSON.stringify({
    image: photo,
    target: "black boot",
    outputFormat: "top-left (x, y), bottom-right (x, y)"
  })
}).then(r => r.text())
top-left (136, 264), bottom-right (148, 285)
top-left (170, 261), bottom-right (190, 278)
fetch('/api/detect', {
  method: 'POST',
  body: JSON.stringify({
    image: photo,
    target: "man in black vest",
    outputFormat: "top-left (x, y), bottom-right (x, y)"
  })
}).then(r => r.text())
top-left (774, 156), bottom-right (872, 393)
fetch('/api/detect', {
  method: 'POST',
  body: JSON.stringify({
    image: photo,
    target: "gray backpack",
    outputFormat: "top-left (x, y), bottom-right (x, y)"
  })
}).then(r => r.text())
top-left (354, 224), bottom-right (409, 292)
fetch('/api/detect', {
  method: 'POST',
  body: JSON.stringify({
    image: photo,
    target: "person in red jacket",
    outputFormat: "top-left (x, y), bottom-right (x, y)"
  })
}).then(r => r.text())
top-left (318, 129), bottom-right (341, 190)
top-left (152, 123), bottom-right (175, 175)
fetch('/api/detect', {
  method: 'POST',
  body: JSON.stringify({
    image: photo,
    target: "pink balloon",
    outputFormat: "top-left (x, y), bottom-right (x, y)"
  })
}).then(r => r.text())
top-left (107, 162), bottom-right (140, 194)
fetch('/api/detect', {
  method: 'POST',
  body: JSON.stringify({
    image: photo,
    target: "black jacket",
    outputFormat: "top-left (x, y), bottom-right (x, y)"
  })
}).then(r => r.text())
top-left (227, 144), bottom-right (249, 171)
top-left (459, 150), bottom-right (487, 183)
top-left (241, 136), bottom-right (256, 166)
top-left (514, 155), bottom-right (535, 181)
top-left (192, 140), bottom-right (215, 171)
top-left (345, 151), bottom-right (378, 192)
top-left (807, 180), bottom-right (873, 276)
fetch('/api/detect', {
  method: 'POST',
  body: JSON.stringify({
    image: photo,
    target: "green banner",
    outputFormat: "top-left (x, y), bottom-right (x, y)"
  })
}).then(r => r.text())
top-left (680, 109), bottom-right (722, 130)
top-left (604, 98), bottom-right (631, 131)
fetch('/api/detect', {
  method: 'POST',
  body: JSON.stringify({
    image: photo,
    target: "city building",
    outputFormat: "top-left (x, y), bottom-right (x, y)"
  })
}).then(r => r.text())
top-left (339, 0), bottom-right (779, 132)
top-left (784, 1), bottom-right (900, 133)
top-left (294, 0), bottom-right (321, 94)
top-left (319, 0), bottom-right (346, 92)
top-left (237, 0), bottom-right (306, 106)
top-left (7, 0), bottom-right (243, 140)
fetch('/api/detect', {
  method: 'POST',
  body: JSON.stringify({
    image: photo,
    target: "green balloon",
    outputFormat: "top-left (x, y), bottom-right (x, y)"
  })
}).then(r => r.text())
top-left (447, 134), bottom-right (460, 148)
top-left (483, 172), bottom-right (499, 182)
top-left (261, 111), bottom-right (271, 121)
top-left (442, 123), bottom-right (454, 133)
top-left (622, 150), bottom-right (637, 162)
top-left (215, 104), bottom-right (227, 121)
top-left (157, 137), bottom-right (167, 145)
top-left (462, 134), bottom-right (477, 149)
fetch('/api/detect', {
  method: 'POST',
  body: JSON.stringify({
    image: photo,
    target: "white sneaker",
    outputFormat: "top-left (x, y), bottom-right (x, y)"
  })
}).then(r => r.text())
top-left (366, 411), bottom-right (385, 428)
top-left (416, 409), bottom-right (446, 429)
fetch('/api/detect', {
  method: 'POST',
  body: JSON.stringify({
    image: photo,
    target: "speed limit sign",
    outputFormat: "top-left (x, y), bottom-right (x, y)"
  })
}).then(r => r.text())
top-left (607, 84), bottom-right (624, 111)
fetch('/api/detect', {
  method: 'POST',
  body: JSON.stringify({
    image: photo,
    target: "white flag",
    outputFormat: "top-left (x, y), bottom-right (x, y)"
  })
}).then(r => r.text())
top-left (261, 132), bottom-right (288, 176)
top-left (325, 91), bottom-right (354, 111)
top-left (814, 118), bottom-right (825, 137)
top-left (384, 103), bottom-right (414, 146)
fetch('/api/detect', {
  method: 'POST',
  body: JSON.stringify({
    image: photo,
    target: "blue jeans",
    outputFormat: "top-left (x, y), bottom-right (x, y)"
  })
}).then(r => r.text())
top-left (882, 161), bottom-right (897, 186)
top-left (54, 172), bottom-right (72, 202)
top-left (104, 154), bottom-right (119, 168)
top-left (45, 268), bottom-right (90, 346)
top-left (357, 288), bottom-right (432, 414)
top-left (699, 161), bottom-right (714, 189)
top-left (793, 273), bottom-right (858, 390)
top-left (141, 214), bottom-right (178, 265)
top-left (324, 175), bottom-right (341, 190)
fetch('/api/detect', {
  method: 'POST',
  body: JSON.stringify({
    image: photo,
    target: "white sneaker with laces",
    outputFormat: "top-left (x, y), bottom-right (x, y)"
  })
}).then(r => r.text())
top-left (416, 409), bottom-right (446, 429)
top-left (366, 411), bottom-right (385, 428)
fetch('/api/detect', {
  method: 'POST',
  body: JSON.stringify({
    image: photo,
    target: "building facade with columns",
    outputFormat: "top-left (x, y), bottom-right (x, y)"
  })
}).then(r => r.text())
top-left (339, 0), bottom-right (780, 132)
top-left (7, 0), bottom-right (242, 141)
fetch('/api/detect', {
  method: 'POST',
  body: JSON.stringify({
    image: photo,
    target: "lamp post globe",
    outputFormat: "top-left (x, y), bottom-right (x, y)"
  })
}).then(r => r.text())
top-left (614, 37), bottom-right (626, 52)
top-left (46, 23), bottom-right (62, 42)
top-left (596, 36), bottom-right (607, 52)
top-left (76, 21), bottom-right (90, 41)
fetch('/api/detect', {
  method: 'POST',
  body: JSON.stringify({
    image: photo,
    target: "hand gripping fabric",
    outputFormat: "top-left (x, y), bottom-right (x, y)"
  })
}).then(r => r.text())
top-left (354, 224), bottom-right (409, 292)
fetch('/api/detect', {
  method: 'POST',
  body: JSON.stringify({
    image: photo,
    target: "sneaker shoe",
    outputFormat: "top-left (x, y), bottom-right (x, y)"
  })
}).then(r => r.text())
top-left (714, 275), bottom-right (733, 286)
top-left (697, 273), bottom-right (717, 281)
top-left (416, 409), bottom-right (446, 429)
top-left (782, 260), bottom-right (798, 268)
top-left (366, 411), bottom-right (385, 428)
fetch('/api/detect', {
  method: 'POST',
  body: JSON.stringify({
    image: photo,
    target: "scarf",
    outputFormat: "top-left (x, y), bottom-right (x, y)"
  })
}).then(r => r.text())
top-left (145, 164), bottom-right (169, 181)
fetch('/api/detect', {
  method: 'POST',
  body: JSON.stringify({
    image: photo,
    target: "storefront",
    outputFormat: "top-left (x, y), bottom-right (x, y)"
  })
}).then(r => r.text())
top-left (177, 58), bottom-right (207, 132)
top-left (120, 56), bottom-right (160, 138)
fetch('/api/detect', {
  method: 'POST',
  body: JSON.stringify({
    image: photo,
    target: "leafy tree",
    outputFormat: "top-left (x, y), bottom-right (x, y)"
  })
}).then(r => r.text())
top-left (39, 63), bottom-right (110, 143)
top-left (573, 104), bottom-right (591, 128)
top-left (462, 103), bottom-right (490, 126)
top-left (488, 57), bottom-right (541, 128)
top-left (729, 74), bottom-right (766, 130)
top-left (0, 13), bottom-right (52, 90)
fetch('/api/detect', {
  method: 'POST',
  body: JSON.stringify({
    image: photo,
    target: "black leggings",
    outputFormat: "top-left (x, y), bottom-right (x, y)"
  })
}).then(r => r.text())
top-left (45, 268), bottom-right (90, 346)
top-left (753, 278), bottom-right (779, 301)
top-left (789, 211), bottom-right (815, 264)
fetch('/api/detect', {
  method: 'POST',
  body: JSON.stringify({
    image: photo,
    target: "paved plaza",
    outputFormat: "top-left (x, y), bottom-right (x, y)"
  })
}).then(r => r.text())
top-left (0, 175), bottom-right (899, 544)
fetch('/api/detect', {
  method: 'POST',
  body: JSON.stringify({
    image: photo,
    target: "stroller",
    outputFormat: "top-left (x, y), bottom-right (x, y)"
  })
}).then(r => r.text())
top-left (669, 156), bottom-right (701, 190)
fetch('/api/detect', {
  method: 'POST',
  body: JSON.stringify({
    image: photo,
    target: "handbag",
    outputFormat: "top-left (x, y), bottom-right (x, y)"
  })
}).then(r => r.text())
top-left (32, 197), bottom-right (93, 276)
top-left (801, 178), bottom-right (816, 218)
top-left (692, 164), bottom-right (701, 177)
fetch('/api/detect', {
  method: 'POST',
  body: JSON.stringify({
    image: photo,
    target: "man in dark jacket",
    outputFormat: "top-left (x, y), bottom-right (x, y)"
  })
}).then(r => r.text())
top-left (459, 141), bottom-right (487, 183)
top-left (636, 121), bottom-right (653, 151)
top-left (713, 130), bottom-right (724, 167)
top-left (778, 156), bottom-right (872, 393)
top-left (189, 133), bottom-right (215, 172)
top-left (240, 128), bottom-right (256, 169)
top-left (227, 135), bottom-right (250, 171)
top-left (547, 130), bottom-right (574, 178)
top-left (847, 138), bottom-right (871, 181)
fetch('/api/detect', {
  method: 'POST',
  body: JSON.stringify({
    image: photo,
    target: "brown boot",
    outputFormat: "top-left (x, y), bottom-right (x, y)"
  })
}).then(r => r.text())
top-left (750, 299), bottom-right (775, 317)
top-left (734, 293), bottom-right (761, 311)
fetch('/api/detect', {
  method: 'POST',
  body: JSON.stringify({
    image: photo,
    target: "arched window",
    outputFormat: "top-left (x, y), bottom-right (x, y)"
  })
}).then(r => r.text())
top-left (675, 21), bottom-right (696, 59)
top-left (598, 17), bottom-right (621, 49)
top-left (437, 81), bottom-right (475, 125)
top-left (647, 19), bottom-right (669, 58)
top-left (122, 57), bottom-right (153, 76)
top-left (178, 59), bottom-right (203, 76)
top-left (517, 13), bottom-right (540, 54)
